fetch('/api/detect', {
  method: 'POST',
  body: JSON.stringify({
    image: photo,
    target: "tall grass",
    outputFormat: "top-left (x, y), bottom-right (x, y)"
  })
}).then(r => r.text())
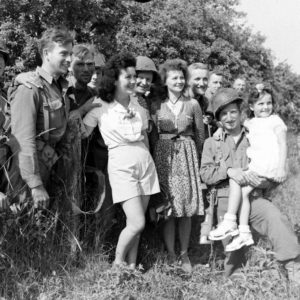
top-left (1, 133), bottom-right (300, 299)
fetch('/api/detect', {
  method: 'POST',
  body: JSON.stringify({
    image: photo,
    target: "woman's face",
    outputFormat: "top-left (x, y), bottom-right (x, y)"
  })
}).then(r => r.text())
top-left (115, 67), bottom-right (136, 95)
top-left (165, 70), bottom-right (185, 94)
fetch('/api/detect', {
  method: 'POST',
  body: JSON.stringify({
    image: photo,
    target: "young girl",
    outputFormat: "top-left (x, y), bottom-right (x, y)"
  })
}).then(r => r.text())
top-left (209, 88), bottom-right (287, 251)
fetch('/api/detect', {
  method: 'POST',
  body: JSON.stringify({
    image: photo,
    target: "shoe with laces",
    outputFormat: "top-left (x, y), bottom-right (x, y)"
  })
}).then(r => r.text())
top-left (209, 221), bottom-right (239, 241)
top-left (225, 233), bottom-right (254, 252)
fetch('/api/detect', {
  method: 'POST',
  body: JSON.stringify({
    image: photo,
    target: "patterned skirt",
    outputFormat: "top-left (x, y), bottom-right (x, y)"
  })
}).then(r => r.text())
top-left (154, 138), bottom-right (204, 217)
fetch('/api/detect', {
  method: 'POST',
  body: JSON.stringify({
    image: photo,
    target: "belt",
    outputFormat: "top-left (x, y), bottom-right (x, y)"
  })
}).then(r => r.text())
top-left (159, 134), bottom-right (193, 141)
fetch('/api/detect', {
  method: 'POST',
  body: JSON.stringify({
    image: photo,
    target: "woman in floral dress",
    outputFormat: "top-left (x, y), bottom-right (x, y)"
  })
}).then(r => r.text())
top-left (151, 59), bottom-right (205, 272)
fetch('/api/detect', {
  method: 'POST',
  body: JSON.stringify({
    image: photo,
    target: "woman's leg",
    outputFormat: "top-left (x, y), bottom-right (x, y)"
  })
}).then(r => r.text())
top-left (178, 216), bottom-right (191, 258)
top-left (163, 217), bottom-right (176, 261)
top-left (126, 195), bottom-right (150, 269)
top-left (178, 216), bottom-right (192, 272)
top-left (114, 196), bottom-right (147, 266)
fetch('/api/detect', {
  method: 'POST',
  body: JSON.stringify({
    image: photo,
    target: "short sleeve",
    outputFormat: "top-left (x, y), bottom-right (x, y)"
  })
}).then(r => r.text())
top-left (83, 107), bottom-right (101, 128)
top-left (271, 115), bottom-right (287, 132)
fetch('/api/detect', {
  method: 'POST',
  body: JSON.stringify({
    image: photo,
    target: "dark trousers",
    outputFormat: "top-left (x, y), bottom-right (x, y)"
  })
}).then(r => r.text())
top-left (217, 196), bottom-right (300, 276)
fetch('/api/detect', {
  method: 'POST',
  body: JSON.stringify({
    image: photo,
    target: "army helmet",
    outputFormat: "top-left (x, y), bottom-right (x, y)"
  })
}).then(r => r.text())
top-left (212, 88), bottom-right (244, 120)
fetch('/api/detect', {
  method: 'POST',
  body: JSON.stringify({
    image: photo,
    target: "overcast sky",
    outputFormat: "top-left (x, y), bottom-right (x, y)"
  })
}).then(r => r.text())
top-left (237, 0), bottom-right (300, 74)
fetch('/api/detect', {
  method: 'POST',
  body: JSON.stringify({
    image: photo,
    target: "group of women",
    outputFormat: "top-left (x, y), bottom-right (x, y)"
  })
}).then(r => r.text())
top-left (84, 52), bottom-right (206, 273)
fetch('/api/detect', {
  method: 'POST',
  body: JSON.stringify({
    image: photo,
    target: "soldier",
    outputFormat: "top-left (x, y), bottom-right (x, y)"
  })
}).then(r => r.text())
top-left (9, 27), bottom-right (73, 209)
top-left (200, 88), bottom-right (300, 282)
top-left (205, 71), bottom-right (223, 102)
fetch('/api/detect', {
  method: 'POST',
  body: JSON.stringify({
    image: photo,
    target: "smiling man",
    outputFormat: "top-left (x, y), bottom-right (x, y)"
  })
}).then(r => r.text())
top-left (9, 27), bottom-right (73, 208)
top-left (200, 88), bottom-right (300, 283)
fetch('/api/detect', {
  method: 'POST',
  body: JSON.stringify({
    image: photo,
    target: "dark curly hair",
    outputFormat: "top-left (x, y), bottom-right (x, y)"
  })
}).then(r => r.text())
top-left (98, 52), bottom-right (136, 102)
top-left (247, 86), bottom-right (276, 118)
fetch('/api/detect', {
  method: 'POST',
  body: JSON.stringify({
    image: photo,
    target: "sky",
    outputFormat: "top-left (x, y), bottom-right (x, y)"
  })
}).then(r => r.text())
top-left (237, 0), bottom-right (300, 74)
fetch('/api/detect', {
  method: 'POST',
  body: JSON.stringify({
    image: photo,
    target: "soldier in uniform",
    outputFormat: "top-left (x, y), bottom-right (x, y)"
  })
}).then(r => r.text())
top-left (9, 27), bottom-right (73, 209)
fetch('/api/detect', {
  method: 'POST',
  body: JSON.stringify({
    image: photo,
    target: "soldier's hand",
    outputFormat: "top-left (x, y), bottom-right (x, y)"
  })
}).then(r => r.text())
top-left (0, 192), bottom-right (9, 211)
top-left (79, 97), bottom-right (102, 116)
top-left (244, 171), bottom-right (263, 187)
top-left (227, 168), bottom-right (247, 185)
top-left (31, 186), bottom-right (49, 209)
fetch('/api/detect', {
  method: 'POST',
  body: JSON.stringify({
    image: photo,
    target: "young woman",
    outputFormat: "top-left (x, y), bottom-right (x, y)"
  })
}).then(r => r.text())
top-left (151, 59), bottom-right (205, 272)
top-left (83, 52), bottom-right (160, 269)
top-left (209, 88), bottom-right (287, 252)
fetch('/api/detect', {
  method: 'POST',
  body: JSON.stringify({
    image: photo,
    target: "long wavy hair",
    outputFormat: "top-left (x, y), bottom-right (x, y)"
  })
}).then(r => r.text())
top-left (98, 52), bottom-right (136, 103)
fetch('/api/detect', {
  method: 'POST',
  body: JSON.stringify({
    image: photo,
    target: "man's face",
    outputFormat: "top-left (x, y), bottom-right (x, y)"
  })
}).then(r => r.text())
top-left (0, 54), bottom-right (5, 78)
top-left (135, 71), bottom-right (153, 95)
top-left (71, 52), bottom-right (95, 85)
top-left (208, 74), bottom-right (223, 95)
top-left (218, 102), bottom-right (242, 133)
top-left (188, 68), bottom-right (209, 96)
top-left (44, 42), bottom-right (73, 76)
top-left (233, 79), bottom-right (246, 94)
top-left (89, 67), bottom-right (103, 90)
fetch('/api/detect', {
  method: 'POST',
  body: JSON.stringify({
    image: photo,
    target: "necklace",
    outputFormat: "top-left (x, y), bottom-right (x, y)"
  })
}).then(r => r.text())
top-left (169, 94), bottom-right (182, 105)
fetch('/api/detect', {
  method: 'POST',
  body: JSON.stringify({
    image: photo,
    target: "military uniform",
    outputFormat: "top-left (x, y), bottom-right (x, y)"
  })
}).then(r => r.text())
top-left (9, 67), bottom-right (71, 200)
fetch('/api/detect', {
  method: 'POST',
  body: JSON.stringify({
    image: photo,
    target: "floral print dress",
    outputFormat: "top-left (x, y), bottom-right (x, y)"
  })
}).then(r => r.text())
top-left (152, 97), bottom-right (205, 217)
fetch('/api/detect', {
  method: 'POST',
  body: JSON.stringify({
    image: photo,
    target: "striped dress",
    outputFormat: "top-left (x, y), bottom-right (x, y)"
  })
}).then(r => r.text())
top-left (151, 97), bottom-right (205, 217)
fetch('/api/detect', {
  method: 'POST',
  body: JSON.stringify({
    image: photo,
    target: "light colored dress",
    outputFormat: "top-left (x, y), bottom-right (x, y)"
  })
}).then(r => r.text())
top-left (83, 95), bottom-right (160, 203)
top-left (245, 114), bottom-right (287, 179)
top-left (152, 97), bottom-right (204, 217)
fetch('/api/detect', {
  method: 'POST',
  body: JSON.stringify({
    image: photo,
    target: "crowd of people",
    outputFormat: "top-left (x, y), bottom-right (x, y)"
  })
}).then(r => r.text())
top-left (0, 26), bottom-right (300, 282)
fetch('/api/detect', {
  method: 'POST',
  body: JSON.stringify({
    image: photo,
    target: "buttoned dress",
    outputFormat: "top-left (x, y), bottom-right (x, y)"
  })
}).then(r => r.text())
top-left (151, 97), bottom-right (205, 217)
top-left (83, 95), bottom-right (160, 203)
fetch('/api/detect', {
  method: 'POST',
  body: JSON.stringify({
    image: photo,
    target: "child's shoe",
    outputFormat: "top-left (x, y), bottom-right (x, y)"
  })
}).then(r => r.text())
top-left (225, 233), bottom-right (254, 252)
top-left (209, 220), bottom-right (239, 241)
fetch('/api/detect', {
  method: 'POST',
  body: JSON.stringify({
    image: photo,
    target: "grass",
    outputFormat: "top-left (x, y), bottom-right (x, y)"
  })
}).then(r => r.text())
top-left (1, 132), bottom-right (300, 299)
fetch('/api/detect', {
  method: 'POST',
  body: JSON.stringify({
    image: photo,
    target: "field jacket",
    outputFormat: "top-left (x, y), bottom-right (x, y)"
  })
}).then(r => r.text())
top-left (200, 127), bottom-right (249, 198)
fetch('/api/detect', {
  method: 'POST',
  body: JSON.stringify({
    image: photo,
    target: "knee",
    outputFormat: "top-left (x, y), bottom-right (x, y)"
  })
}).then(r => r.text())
top-left (127, 216), bottom-right (145, 234)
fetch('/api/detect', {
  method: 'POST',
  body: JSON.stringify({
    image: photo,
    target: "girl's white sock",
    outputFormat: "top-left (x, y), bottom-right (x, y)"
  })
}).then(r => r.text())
top-left (223, 213), bottom-right (237, 222)
top-left (238, 225), bottom-right (251, 233)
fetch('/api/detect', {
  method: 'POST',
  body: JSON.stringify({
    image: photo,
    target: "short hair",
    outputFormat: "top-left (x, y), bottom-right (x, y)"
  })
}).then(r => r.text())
top-left (159, 59), bottom-right (188, 84)
top-left (72, 44), bottom-right (94, 60)
top-left (99, 52), bottom-right (136, 103)
top-left (38, 26), bottom-right (73, 58)
top-left (208, 70), bottom-right (223, 80)
top-left (188, 63), bottom-right (208, 73)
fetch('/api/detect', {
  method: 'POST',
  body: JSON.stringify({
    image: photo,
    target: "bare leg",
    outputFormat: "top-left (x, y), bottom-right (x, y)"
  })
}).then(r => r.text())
top-left (209, 179), bottom-right (241, 240)
top-left (127, 195), bottom-right (150, 269)
top-left (240, 185), bottom-right (254, 225)
top-left (163, 217), bottom-right (176, 261)
top-left (227, 179), bottom-right (242, 215)
top-left (114, 196), bottom-right (147, 266)
top-left (178, 217), bottom-right (191, 257)
top-left (178, 216), bottom-right (192, 272)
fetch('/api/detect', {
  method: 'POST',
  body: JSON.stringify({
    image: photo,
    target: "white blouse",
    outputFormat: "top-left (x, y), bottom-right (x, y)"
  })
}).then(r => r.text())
top-left (83, 95), bottom-right (149, 149)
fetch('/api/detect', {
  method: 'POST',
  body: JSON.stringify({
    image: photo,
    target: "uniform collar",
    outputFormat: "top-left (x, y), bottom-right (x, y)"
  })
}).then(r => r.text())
top-left (36, 66), bottom-right (69, 88)
top-left (218, 125), bottom-right (248, 142)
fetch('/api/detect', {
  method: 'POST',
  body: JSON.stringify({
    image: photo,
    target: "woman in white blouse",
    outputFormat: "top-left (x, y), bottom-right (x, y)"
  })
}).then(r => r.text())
top-left (83, 53), bottom-right (160, 269)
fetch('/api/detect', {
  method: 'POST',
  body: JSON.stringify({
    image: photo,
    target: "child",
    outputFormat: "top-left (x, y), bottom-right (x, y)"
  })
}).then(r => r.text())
top-left (209, 88), bottom-right (287, 251)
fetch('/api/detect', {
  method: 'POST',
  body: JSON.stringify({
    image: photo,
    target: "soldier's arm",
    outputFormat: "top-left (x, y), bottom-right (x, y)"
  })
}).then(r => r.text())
top-left (200, 138), bottom-right (231, 185)
top-left (11, 85), bottom-right (43, 188)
